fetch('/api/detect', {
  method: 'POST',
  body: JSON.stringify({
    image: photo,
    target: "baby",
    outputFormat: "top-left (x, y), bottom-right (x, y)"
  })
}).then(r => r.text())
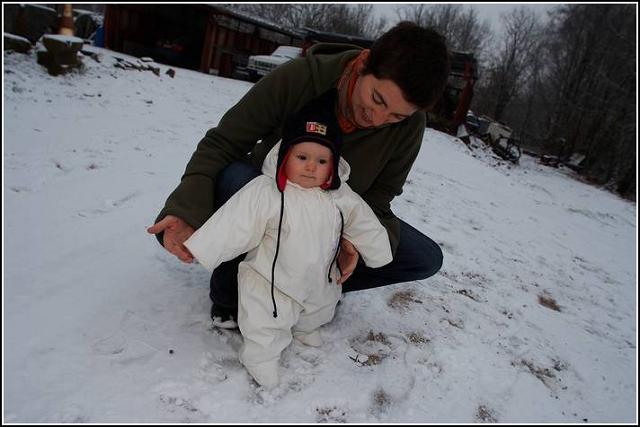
top-left (184, 89), bottom-right (392, 388)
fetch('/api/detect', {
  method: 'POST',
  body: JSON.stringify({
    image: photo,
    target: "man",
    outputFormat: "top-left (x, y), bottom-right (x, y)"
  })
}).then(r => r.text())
top-left (148, 21), bottom-right (450, 328)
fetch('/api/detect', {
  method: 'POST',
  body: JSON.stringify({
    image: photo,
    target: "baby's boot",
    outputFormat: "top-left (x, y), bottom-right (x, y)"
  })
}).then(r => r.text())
top-left (294, 330), bottom-right (323, 347)
top-left (245, 359), bottom-right (279, 389)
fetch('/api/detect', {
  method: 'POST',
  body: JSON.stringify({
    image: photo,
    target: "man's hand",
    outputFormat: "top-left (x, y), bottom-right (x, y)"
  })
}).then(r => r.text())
top-left (337, 238), bottom-right (359, 285)
top-left (147, 215), bottom-right (195, 263)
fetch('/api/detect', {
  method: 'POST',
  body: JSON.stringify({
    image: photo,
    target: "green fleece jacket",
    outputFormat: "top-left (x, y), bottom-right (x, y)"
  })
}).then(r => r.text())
top-left (156, 43), bottom-right (426, 254)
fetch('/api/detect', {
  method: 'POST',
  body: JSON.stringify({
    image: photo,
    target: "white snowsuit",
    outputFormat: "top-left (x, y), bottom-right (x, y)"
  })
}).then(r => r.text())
top-left (184, 142), bottom-right (392, 387)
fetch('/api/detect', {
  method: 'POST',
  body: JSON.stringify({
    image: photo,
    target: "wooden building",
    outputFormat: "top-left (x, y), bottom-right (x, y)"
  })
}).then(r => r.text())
top-left (103, 5), bottom-right (477, 135)
top-left (103, 4), bottom-right (303, 77)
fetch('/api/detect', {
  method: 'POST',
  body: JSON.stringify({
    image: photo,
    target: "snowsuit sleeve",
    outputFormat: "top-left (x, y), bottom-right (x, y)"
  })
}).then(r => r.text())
top-left (184, 176), bottom-right (275, 273)
top-left (338, 185), bottom-right (393, 269)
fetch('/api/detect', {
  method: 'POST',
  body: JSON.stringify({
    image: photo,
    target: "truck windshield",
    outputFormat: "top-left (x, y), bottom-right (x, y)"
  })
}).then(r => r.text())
top-left (272, 46), bottom-right (302, 59)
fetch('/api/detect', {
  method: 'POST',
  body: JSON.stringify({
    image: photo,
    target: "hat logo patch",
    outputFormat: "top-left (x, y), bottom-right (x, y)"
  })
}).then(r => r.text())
top-left (306, 121), bottom-right (327, 136)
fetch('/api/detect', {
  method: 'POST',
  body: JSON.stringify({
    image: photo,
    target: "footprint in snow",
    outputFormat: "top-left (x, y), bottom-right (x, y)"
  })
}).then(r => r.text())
top-left (91, 333), bottom-right (157, 365)
top-left (512, 357), bottom-right (570, 396)
top-left (348, 330), bottom-right (394, 367)
top-left (158, 393), bottom-right (200, 415)
top-left (315, 403), bottom-right (350, 422)
top-left (293, 344), bottom-right (322, 368)
top-left (455, 288), bottom-right (483, 302)
top-left (9, 186), bottom-right (31, 193)
top-left (476, 404), bottom-right (499, 422)
top-left (48, 403), bottom-right (91, 423)
top-left (77, 191), bottom-right (140, 217)
top-left (387, 289), bottom-right (423, 313)
top-left (198, 352), bottom-right (229, 384)
top-left (91, 334), bottom-right (126, 356)
top-left (153, 380), bottom-right (204, 418)
top-left (370, 388), bottom-right (394, 417)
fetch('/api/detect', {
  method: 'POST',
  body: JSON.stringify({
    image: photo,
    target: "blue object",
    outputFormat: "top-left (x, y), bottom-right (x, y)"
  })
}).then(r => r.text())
top-left (94, 25), bottom-right (104, 47)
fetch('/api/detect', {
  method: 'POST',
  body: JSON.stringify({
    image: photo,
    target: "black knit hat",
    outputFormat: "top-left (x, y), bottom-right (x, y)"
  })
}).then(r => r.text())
top-left (277, 89), bottom-right (342, 191)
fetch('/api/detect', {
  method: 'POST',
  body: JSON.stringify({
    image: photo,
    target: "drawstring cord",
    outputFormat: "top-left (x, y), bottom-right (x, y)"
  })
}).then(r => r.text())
top-left (270, 191), bottom-right (285, 318)
top-left (328, 210), bottom-right (344, 283)
top-left (271, 191), bottom-right (343, 317)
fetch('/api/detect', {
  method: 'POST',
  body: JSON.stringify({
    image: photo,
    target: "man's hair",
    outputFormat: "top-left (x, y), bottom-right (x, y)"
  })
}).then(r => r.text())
top-left (363, 21), bottom-right (450, 110)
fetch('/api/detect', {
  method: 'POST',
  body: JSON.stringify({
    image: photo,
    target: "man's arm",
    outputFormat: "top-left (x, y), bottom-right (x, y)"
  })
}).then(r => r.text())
top-left (150, 58), bottom-right (315, 257)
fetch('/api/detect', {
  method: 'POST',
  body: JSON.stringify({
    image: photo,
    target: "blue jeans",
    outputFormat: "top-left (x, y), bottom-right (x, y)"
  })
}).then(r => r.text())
top-left (209, 161), bottom-right (443, 310)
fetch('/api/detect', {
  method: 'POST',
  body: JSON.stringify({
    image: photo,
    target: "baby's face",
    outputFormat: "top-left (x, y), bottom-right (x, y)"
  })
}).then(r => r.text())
top-left (284, 142), bottom-right (333, 189)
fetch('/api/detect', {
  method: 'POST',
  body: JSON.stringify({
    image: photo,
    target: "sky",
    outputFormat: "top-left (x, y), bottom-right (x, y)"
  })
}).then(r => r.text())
top-left (372, 2), bottom-right (558, 34)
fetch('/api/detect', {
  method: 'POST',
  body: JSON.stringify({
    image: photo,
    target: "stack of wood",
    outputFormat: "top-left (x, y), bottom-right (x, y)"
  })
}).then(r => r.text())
top-left (37, 34), bottom-right (84, 76)
top-left (113, 56), bottom-right (162, 77)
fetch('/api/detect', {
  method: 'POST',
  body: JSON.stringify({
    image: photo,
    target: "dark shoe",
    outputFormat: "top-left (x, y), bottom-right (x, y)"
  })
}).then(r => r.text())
top-left (210, 303), bottom-right (239, 329)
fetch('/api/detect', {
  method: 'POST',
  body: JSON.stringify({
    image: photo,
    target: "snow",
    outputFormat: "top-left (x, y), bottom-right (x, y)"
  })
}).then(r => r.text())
top-left (3, 33), bottom-right (31, 44)
top-left (42, 34), bottom-right (85, 44)
top-left (3, 45), bottom-right (637, 423)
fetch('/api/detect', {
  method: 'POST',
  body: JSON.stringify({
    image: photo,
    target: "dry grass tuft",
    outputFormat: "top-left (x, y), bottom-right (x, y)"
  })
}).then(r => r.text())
top-left (538, 292), bottom-right (561, 311)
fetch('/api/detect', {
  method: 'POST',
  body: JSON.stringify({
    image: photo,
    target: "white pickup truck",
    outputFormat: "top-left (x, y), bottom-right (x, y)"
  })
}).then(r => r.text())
top-left (246, 45), bottom-right (302, 81)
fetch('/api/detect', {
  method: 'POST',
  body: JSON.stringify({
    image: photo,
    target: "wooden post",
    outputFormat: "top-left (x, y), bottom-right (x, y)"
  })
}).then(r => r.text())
top-left (59, 4), bottom-right (74, 36)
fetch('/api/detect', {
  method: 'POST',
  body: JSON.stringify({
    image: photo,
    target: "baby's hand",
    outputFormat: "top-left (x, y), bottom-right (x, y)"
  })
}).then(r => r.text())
top-left (337, 238), bottom-right (359, 284)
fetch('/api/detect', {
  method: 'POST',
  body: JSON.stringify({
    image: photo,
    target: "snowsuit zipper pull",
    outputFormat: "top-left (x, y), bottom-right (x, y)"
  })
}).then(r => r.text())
top-left (328, 210), bottom-right (344, 283)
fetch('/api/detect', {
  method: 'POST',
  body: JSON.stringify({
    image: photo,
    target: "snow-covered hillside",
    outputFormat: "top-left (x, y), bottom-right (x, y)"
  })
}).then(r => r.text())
top-left (3, 45), bottom-right (637, 423)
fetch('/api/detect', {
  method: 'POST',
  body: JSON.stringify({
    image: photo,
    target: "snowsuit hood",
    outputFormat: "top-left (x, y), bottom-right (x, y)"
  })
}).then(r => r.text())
top-left (262, 142), bottom-right (351, 186)
top-left (276, 89), bottom-right (344, 191)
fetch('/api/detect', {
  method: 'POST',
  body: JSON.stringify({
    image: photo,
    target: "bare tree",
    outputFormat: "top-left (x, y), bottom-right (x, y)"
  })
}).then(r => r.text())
top-left (395, 4), bottom-right (492, 55)
top-left (480, 4), bottom-right (636, 199)
top-left (541, 4), bottom-right (636, 196)
top-left (226, 4), bottom-right (386, 38)
top-left (476, 7), bottom-right (542, 122)
top-left (343, 4), bottom-right (388, 38)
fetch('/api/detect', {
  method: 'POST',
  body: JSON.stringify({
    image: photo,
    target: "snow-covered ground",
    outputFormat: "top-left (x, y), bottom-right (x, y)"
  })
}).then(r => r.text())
top-left (3, 45), bottom-right (637, 423)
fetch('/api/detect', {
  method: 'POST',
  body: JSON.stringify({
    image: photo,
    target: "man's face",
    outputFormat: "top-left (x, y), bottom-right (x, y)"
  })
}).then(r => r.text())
top-left (351, 74), bottom-right (419, 128)
top-left (284, 142), bottom-right (333, 189)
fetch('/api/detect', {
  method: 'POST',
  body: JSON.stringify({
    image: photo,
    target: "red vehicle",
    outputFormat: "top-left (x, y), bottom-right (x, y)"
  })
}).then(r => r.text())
top-left (428, 51), bottom-right (478, 135)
